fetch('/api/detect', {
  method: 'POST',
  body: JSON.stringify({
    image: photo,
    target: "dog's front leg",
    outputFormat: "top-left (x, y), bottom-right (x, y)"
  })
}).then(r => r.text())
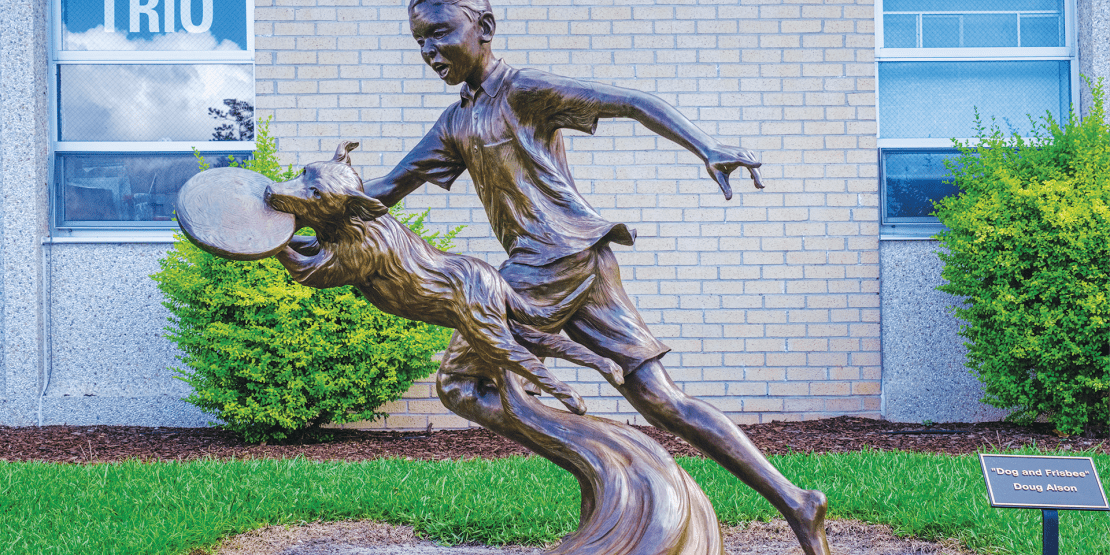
top-left (274, 243), bottom-right (334, 288)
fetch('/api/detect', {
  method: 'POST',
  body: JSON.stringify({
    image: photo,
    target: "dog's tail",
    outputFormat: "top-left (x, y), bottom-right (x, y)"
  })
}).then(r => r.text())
top-left (507, 275), bottom-right (595, 329)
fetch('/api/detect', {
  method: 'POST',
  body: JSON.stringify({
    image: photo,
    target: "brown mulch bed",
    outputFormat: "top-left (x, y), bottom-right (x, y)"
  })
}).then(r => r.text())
top-left (1, 416), bottom-right (1104, 464)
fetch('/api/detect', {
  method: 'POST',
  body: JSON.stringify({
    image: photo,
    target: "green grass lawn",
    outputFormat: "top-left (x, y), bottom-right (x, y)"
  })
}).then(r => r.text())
top-left (1, 449), bottom-right (1107, 555)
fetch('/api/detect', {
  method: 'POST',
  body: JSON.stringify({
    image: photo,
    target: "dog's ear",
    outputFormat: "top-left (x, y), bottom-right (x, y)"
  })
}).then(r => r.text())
top-left (333, 141), bottom-right (360, 166)
top-left (347, 189), bottom-right (389, 221)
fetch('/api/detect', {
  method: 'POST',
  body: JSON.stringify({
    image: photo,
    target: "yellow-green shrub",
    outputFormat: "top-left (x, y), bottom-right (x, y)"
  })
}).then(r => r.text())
top-left (934, 79), bottom-right (1110, 435)
top-left (153, 119), bottom-right (457, 443)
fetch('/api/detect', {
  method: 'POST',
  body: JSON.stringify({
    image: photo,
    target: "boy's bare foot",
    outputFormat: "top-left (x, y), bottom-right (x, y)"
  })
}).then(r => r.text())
top-left (783, 489), bottom-right (830, 555)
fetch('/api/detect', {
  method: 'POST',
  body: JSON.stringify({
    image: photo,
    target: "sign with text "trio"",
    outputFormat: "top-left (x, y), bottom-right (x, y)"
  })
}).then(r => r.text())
top-left (979, 454), bottom-right (1108, 511)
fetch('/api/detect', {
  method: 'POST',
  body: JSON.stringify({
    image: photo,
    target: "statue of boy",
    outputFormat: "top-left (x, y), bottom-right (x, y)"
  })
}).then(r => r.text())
top-left (364, 1), bottom-right (829, 553)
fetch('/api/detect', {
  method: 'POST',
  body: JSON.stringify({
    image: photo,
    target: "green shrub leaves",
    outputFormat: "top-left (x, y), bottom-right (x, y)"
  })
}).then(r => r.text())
top-left (934, 78), bottom-right (1110, 436)
top-left (153, 119), bottom-right (457, 443)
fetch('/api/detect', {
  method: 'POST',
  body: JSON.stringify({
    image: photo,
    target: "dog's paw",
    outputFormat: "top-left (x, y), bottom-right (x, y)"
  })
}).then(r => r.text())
top-left (556, 389), bottom-right (588, 416)
top-left (599, 359), bottom-right (625, 388)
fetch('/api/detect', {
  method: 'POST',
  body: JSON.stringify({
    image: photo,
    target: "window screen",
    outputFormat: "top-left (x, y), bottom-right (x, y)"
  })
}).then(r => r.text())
top-left (882, 0), bottom-right (1064, 48)
top-left (879, 60), bottom-right (1071, 139)
top-left (881, 149), bottom-right (961, 221)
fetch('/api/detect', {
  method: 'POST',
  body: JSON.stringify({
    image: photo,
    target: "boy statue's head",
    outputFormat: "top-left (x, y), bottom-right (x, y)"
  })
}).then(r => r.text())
top-left (408, 0), bottom-right (497, 88)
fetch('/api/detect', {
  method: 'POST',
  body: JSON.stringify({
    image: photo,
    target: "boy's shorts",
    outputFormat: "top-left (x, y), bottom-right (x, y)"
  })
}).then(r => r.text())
top-left (440, 244), bottom-right (670, 378)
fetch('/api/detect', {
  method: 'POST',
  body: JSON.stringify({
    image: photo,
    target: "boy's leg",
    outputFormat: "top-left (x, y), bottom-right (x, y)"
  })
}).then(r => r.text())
top-left (618, 358), bottom-right (830, 555)
top-left (558, 246), bottom-right (830, 555)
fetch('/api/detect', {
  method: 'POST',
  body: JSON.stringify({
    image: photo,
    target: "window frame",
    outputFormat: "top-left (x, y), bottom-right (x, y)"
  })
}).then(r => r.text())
top-left (49, 0), bottom-right (256, 236)
top-left (874, 0), bottom-right (1079, 238)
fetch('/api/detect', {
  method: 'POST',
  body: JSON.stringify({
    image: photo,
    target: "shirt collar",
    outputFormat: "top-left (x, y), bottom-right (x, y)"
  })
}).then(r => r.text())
top-left (460, 59), bottom-right (510, 104)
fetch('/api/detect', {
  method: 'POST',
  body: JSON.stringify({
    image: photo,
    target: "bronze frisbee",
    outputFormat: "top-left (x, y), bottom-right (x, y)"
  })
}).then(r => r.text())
top-left (176, 167), bottom-right (295, 261)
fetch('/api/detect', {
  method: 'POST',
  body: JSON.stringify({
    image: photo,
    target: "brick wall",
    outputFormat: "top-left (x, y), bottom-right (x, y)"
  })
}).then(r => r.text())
top-left (253, 0), bottom-right (881, 430)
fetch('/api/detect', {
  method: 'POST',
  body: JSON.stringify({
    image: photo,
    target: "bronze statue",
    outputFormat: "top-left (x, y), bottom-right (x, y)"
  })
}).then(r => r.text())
top-left (362, 0), bottom-right (830, 553)
top-left (177, 0), bottom-right (831, 551)
top-left (178, 145), bottom-right (728, 554)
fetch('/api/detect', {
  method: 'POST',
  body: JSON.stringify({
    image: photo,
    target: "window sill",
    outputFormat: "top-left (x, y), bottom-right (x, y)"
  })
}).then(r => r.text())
top-left (46, 228), bottom-right (179, 244)
top-left (880, 223), bottom-right (945, 241)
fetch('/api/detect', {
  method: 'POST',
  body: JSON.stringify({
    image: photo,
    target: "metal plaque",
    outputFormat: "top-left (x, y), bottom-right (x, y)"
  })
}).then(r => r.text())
top-left (980, 454), bottom-right (1109, 511)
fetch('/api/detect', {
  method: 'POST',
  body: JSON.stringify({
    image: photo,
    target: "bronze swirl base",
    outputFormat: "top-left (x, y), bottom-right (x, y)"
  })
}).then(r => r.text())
top-left (438, 364), bottom-right (724, 555)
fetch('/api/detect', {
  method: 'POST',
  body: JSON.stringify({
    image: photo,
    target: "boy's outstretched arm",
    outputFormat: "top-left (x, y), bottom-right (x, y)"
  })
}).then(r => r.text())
top-left (564, 79), bottom-right (765, 199)
top-left (363, 169), bottom-right (427, 208)
top-left (363, 111), bottom-right (465, 207)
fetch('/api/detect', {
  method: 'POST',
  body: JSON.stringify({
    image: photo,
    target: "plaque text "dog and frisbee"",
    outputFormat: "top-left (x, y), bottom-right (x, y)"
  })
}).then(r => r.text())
top-left (979, 454), bottom-right (1109, 510)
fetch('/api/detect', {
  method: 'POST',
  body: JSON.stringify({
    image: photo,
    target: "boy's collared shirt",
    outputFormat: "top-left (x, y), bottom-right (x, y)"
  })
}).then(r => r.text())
top-left (392, 59), bottom-right (635, 267)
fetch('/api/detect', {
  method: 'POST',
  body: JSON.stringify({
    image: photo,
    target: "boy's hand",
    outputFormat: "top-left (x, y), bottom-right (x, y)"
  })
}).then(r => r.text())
top-left (704, 145), bottom-right (765, 200)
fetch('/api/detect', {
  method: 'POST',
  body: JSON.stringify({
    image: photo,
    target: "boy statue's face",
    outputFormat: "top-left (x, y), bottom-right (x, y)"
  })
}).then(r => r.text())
top-left (409, 2), bottom-right (492, 88)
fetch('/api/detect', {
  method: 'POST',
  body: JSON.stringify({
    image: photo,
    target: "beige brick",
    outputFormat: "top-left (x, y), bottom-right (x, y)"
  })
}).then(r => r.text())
top-left (783, 78), bottom-right (824, 92)
top-left (769, 382), bottom-right (810, 396)
top-left (802, 63), bottom-right (845, 78)
top-left (408, 400), bottom-right (450, 414)
top-left (294, 8), bottom-right (336, 21)
top-left (744, 49), bottom-right (783, 64)
top-left (744, 398), bottom-right (784, 412)
top-left (385, 415), bottom-right (428, 430)
top-left (274, 21), bottom-right (315, 35)
top-left (853, 382), bottom-right (881, 396)
top-left (788, 367), bottom-right (829, 381)
top-left (761, 5), bottom-right (800, 18)
top-left (762, 121), bottom-right (802, 135)
top-left (786, 281), bottom-right (827, 295)
top-left (747, 338), bottom-right (787, 351)
top-left (802, 35), bottom-right (845, 49)
top-left (862, 366), bottom-right (882, 381)
top-left (725, 352), bottom-right (767, 367)
top-left (337, 7), bottom-right (378, 22)
top-left (783, 109), bottom-right (825, 123)
top-left (729, 382), bottom-right (769, 396)
top-left (830, 338), bottom-right (861, 352)
top-left (760, 35), bottom-right (800, 48)
top-left (783, 49), bottom-right (824, 63)
top-left (782, 20), bottom-right (822, 33)
top-left (801, 6), bottom-right (842, 19)
top-left (830, 367), bottom-right (861, 380)
top-left (825, 397), bottom-right (863, 412)
top-left (844, 6), bottom-right (876, 20)
top-left (811, 381), bottom-right (851, 396)
top-left (277, 80), bottom-right (318, 94)
top-left (633, 6), bottom-right (674, 19)
top-left (808, 323), bottom-right (849, 337)
top-left (805, 93), bottom-right (847, 106)
top-left (685, 382), bottom-right (727, 396)
top-left (593, 6), bottom-right (631, 19)
top-left (784, 398), bottom-right (826, 413)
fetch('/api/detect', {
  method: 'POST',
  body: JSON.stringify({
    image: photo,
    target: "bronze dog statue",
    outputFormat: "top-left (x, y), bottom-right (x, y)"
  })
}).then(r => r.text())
top-left (265, 141), bottom-right (624, 414)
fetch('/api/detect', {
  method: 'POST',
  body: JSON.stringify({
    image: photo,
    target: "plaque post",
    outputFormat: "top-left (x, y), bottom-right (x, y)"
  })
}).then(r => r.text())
top-left (1041, 509), bottom-right (1058, 555)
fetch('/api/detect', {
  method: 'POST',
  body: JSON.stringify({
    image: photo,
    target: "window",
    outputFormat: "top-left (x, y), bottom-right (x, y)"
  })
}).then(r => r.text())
top-left (876, 0), bottom-right (1077, 236)
top-left (51, 0), bottom-right (254, 232)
